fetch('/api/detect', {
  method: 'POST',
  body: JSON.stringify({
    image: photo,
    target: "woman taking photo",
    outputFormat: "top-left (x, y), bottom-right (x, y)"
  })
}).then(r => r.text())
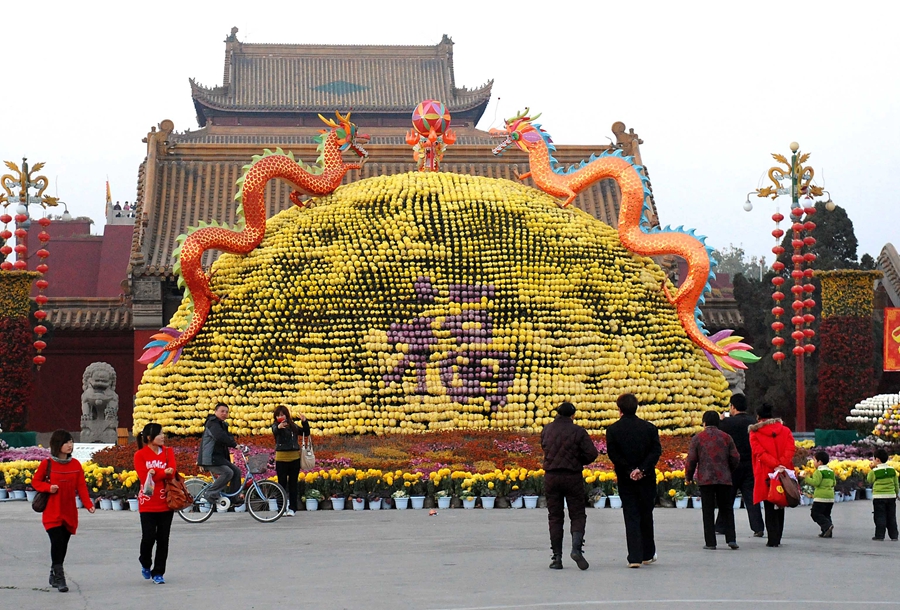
top-left (32, 429), bottom-right (95, 593)
top-left (271, 405), bottom-right (310, 516)
top-left (134, 423), bottom-right (176, 584)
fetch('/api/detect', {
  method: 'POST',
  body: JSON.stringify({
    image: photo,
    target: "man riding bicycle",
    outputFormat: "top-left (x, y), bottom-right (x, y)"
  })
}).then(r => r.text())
top-left (198, 404), bottom-right (242, 504)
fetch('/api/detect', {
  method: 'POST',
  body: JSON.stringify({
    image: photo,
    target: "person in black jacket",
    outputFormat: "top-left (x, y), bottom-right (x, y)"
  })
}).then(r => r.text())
top-left (197, 404), bottom-right (241, 503)
top-left (716, 394), bottom-right (765, 537)
top-left (271, 405), bottom-right (310, 516)
top-left (606, 393), bottom-right (662, 568)
top-left (540, 401), bottom-right (599, 571)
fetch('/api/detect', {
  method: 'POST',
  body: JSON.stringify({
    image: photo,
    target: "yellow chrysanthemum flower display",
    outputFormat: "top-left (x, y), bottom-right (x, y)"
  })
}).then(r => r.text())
top-left (134, 172), bottom-right (730, 436)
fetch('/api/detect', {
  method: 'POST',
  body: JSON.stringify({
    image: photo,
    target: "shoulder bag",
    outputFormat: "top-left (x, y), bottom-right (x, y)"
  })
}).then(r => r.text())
top-left (779, 470), bottom-right (801, 508)
top-left (300, 434), bottom-right (316, 471)
top-left (163, 448), bottom-right (194, 511)
top-left (31, 459), bottom-right (52, 513)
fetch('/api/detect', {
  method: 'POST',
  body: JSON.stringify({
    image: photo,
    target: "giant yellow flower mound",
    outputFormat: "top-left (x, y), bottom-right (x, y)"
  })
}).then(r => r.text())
top-left (134, 172), bottom-right (729, 437)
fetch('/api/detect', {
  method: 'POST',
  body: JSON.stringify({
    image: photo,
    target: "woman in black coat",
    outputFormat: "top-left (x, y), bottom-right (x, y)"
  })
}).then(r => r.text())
top-left (271, 406), bottom-right (310, 516)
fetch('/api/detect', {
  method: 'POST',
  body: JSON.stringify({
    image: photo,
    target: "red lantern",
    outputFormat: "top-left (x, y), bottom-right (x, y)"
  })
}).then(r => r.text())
top-left (772, 229), bottom-right (785, 238)
top-left (33, 355), bottom-right (46, 366)
top-left (773, 352), bottom-right (787, 362)
top-left (33, 340), bottom-right (47, 350)
top-left (792, 239), bottom-right (805, 249)
top-left (34, 325), bottom-right (48, 335)
top-left (772, 291), bottom-right (785, 301)
top-left (772, 213), bottom-right (784, 222)
top-left (792, 346), bottom-right (806, 356)
top-left (803, 329), bottom-right (816, 338)
top-left (35, 249), bottom-right (50, 259)
top-left (13, 260), bottom-right (26, 269)
top-left (772, 306), bottom-right (785, 316)
top-left (803, 268), bottom-right (814, 277)
top-left (792, 300), bottom-right (805, 310)
top-left (803, 283), bottom-right (815, 293)
top-left (791, 270), bottom-right (804, 279)
top-left (792, 223), bottom-right (803, 232)
top-left (804, 206), bottom-right (816, 216)
top-left (804, 253), bottom-right (817, 262)
top-left (791, 316), bottom-right (805, 325)
top-left (35, 294), bottom-right (48, 305)
top-left (772, 336), bottom-right (785, 346)
top-left (0, 214), bottom-right (12, 223)
top-left (15, 213), bottom-right (27, 223)
top-left (804, 344), bottom-right (816, 353)
top-left (773, 261), bottom-right (786, 271)
top-left (772, 277), bottom-right (785, 286)
top-left (0, 261), bottom-right (12, 271)
top-left (38, 231), bottom-right (51, 242)
top-left (772, 322), bottom-right (785, 331)
top-left (36, 279), bottom-right (49, 289)
top-left (791, 330), bottom-right (805, 341)
top-left (791, 207), bottom-right (803, 217)
top-left (803, 313), bottom-right (816, 323)
top-left (38, 217), bottom-right (51, 227)
top-left (804, 298), bottom-right (816, 308)
top-left (803, 221), bottom-right (816, 231)
top-left (0, 245), bottom-right (11, 256)
top-left (34, 310), bottom-right (47, 320)
top-left (0, 230), bottom-right (10, 239)
top-left (791, 285), bottom-right (804, 294)
top-left (14, 228), bottom-right (27, 238)
top-left (772, 246), bottom-right (786, 256)
top-left (803, 236), bottom-right (816, 246)
top-left (36, 263), bottom-right (49, 273)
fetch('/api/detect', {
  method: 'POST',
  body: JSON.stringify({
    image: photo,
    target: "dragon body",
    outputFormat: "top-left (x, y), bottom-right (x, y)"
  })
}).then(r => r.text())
top-left (140, 112), bottom-right (369, 368)
top-left (491, 110), bottom-right (759, 371)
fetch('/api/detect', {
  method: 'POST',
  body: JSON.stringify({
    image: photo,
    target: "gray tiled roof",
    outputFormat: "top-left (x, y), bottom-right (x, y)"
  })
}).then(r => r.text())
top-left (46, 298), bottom-right (132, 331)
top-left (191, 37), bottom-right (492, 114)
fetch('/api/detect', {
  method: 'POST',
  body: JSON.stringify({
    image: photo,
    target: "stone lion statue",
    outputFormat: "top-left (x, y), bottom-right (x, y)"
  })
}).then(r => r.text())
top-left (81, 362), bottom-right (119, 422)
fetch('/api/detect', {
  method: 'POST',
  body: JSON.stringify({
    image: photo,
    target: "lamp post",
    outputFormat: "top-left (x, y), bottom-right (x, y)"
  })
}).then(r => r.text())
top-left (744, 142), bottom-right (831, 432)
top-left (0, 157), bottom-right (59, 366)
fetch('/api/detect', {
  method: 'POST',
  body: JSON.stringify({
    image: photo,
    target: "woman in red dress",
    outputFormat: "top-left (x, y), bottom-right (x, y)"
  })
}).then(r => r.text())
top-left (134, 422), bottom-right (176, 584)
top-left (32, 429), bottom-right (95, 592)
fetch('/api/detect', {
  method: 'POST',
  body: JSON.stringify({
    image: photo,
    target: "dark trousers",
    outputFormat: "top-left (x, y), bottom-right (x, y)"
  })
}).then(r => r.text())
top-left (716, 463), bottom-right (764, 534)
top-left (545, 471), bottom-right (587, 554)
top-left (139, 510), bottom-right (174, 576)
top-left (701, 484), bottom-right (735, 546)
top-left (206, 462), bottom-right (242, 497)
top-left (810, 501), bottom-right (833, 533)
top-left (275, 458), bottom-right (302, 511)
top-left (47, 526), bottom-right (71, 565)
top-left (619, 477), bottom-right (656, 564)
top-left (873, 498), bottom-right (899, 540)
top-left (763, 501), bottom-right (785, 546)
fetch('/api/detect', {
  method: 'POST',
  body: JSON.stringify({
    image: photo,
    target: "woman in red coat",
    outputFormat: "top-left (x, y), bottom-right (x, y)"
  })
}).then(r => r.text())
top-left (134, 422), bottom-right (176, 584)
top-left (748, 403), bottom-right (795, 548)
top-left (32, 429), bottom-right (95, 592)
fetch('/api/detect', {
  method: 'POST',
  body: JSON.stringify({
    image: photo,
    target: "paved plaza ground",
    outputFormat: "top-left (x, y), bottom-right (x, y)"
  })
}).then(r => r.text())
top-left (0, 499), bottom-right (896, 609)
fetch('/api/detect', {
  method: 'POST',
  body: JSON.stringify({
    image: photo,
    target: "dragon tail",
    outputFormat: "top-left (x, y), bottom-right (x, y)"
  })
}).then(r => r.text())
top-left (703, 330), bottom-right (761, 372)
top-left (139, 328), bottom-right (185, 369)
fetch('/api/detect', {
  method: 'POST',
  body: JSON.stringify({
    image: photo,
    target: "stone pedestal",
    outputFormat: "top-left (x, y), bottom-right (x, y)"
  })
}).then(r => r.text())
top-left (80, 416), bottom-right (118, 444)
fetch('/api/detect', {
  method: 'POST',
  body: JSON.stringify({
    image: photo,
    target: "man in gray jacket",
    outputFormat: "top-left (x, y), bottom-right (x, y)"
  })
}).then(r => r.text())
top-left (198, 404), bottom-right (241, 502)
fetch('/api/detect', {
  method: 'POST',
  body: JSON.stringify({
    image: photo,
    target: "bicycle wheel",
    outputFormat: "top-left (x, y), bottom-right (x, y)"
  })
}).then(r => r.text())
top-left (246, 480), bottom-right (286, 523)
top-left (177, 477), bottom-right (215, 523)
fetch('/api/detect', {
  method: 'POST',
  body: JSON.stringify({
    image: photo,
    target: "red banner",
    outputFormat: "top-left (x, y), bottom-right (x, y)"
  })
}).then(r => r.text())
top-left (886, 308), bottom-right (900, 372)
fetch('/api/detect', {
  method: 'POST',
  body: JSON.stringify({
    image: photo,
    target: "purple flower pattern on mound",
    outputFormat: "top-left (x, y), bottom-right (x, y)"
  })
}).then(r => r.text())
top-left (383, 277), bottom-right (516, 412)
top-left (0, 446), bottom-right (51, 462)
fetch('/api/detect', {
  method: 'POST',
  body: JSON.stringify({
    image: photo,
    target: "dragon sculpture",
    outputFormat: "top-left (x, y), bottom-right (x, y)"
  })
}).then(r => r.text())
top-left (491, 109), bottom-right (759, 372)
top-left (140, 112), bottom-right (369, 368)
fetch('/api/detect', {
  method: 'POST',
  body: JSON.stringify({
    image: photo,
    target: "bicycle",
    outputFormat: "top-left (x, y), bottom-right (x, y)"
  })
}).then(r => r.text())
top-left (178, 446), bottom-right (286, 524)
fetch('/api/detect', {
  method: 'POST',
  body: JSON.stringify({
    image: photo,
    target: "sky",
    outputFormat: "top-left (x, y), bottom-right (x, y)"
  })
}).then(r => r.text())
top-left (1, 0), bottom-right (897, 265)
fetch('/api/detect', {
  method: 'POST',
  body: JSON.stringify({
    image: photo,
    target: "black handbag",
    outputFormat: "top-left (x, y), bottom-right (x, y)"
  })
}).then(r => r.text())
top-left (31, 459), bottom-right (51, 513)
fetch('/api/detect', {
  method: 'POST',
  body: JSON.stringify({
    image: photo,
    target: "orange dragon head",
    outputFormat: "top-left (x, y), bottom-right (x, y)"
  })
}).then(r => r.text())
top-left (318, 111), bottom-right (370, 160)
top-left (490, 108), bottom-right (548, 155)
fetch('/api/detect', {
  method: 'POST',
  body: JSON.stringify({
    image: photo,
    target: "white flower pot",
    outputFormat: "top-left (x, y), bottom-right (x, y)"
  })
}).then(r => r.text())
top-left (331, 497), bottom-right (345, 511)
top-left (267, 498), bottom-right (279, 511)
top-left (410, 496), bottom-right (426, 510)
top-left (394, 497), bottom-right (409, 509)
top-left (462, 497), bottom-right (476, 509)
top-left (437, 496), bottom-right (451, 509)
top-left (25, 490), bottom-right (37, 502)
top-left (523, 495), bottom-right (539, 509)
top-left (865, 488), bottom-right (874, 500)
top-left (847, 490), bottom-right (857, 501)
top-left (0, 489), bottom-right (8, 500)
top-left (510, 496), bottom-right (524, 509)
top-left (691, 497), bottom-right (702, 509)
top-left (481, 496), bottom-right (496, 509)
top-left (369, 498), bottom-right (382, 510)
top-left (11, 490), bottom-right (26, 499)
top-left (128, 499), bottom-right (139, 511)
top-left (110, 499), bottom-right (124, 511)
top-left (352, 498), bottom-right (366, 511)
top-left (75, 496), bottom-right (84, 508)
top-left (675, 498), bottom-right (689, 509)
top-left (234, 502), bottom-right (247, 512)
top-left (306, 498), bottom-right (319, 511)
top-left (834, 492), bottom-right (843, 503)
top-left (593, 496), bottom-right (607, 509)
top-left (199, 502), bottom-right (211, 513)
top-left (608, 495), bottom-right (622, 509)
top-left (99, 498), bottom-right (113, 510)
top-left (733, 497), bottom-right (742, 509)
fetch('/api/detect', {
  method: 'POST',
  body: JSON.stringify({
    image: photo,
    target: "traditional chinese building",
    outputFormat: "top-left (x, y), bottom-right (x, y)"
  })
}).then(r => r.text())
top-left (31, 31), bottom-right (742, 432)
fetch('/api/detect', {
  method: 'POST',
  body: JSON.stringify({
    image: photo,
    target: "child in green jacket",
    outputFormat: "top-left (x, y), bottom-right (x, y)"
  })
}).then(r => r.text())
top-left (805, 451), bottom-right (835, 538)
top-left (867, 449), bottom-right (899, 541)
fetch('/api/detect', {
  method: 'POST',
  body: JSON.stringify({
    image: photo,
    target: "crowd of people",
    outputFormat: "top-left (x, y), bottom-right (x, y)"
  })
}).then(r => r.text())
top-left (540, 393), bottom-right (900, 570)
top-left (30, 394), bottom-right (899, 589)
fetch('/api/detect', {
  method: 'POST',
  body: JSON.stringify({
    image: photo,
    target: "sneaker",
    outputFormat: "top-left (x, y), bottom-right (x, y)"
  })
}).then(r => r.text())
top-left (284, 509), bottom-right (295, 517)
top-left (627, 562), bottom-right (641, 569)
top-left (703, 545), bottom-right (716, 550)
top-left (873, 537), bottom-right (885, 541)
top-left (141, 568), bottom-right (152, 580)
top-left (891, 539), bottom-right (899, 542)
top-left (753, 531), bottom-right (765, 538)
top-left (153, 575), bottom-right (165, 584)
top-left (642, 554), bottom-right (658, 565)
top-left (727, 542), bottom-right (740, 550)
top-left (823, 525), bottom-right (833, 538)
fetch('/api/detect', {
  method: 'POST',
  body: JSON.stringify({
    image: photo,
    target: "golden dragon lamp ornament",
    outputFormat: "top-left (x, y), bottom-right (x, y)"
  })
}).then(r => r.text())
top-left (491, 109), bottom-right (760, 372)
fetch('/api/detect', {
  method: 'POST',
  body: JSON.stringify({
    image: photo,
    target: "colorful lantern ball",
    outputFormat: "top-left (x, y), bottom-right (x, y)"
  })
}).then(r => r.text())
top-left (411, 100), bottom-right (451, 137)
